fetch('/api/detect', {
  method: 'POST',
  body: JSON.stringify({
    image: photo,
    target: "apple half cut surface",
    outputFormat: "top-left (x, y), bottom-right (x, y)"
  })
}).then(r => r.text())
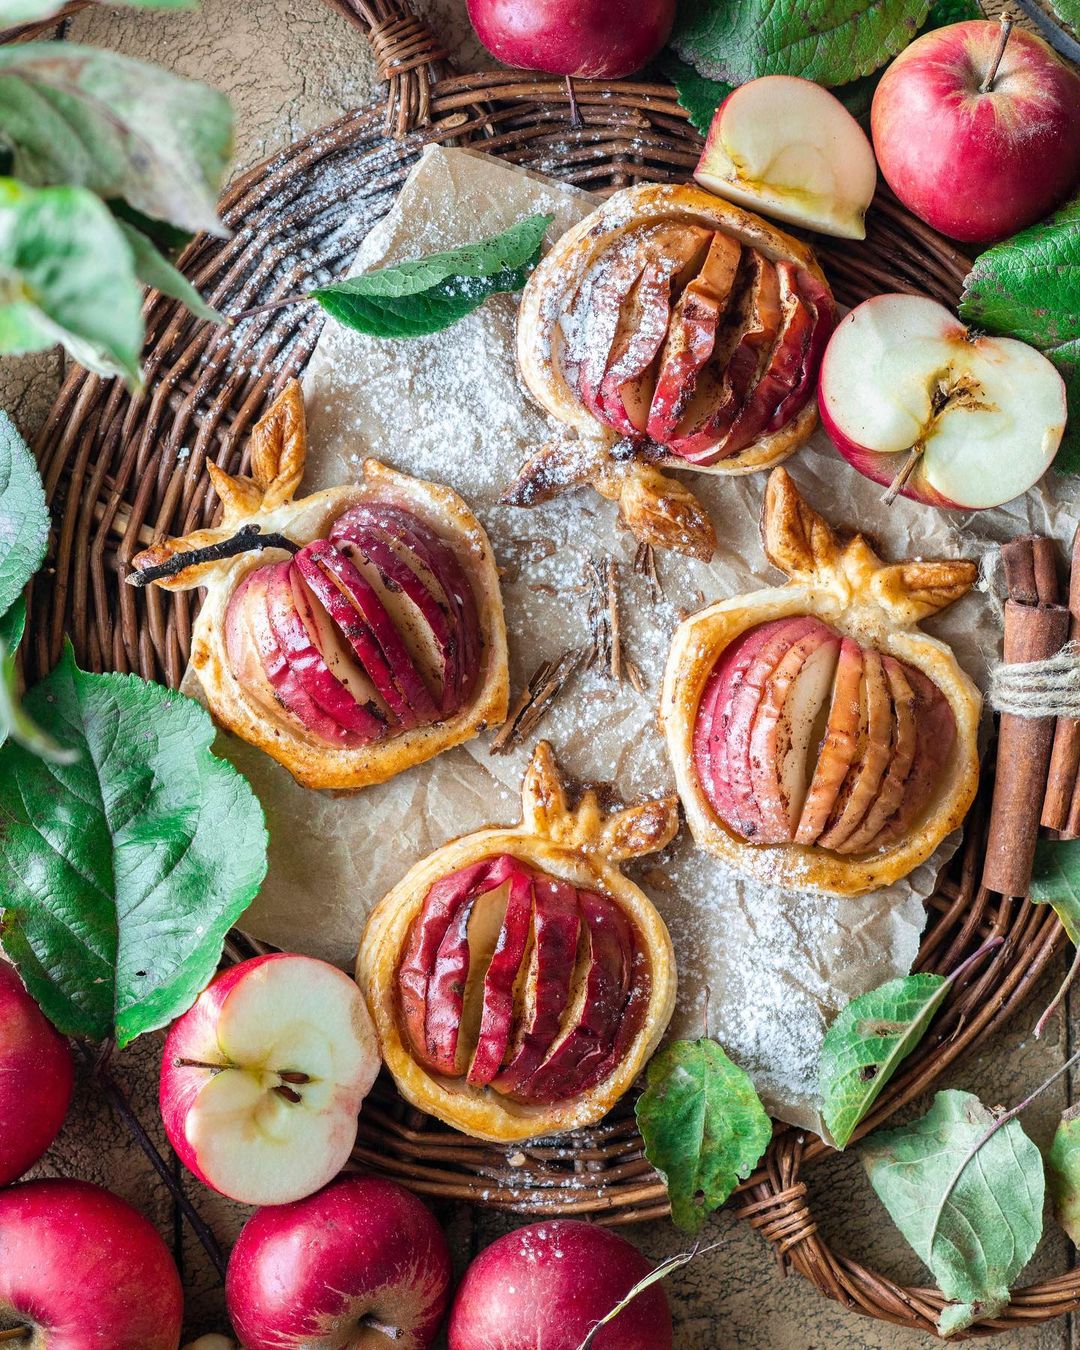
top-left (820, 294), bottom-right (1067, 508)
top-left (360, 742), bottom-right (678, 1141)
top-left (130, 380), bottom-right (509, 790)
top-left (662, 467), bottom-right (982, 896)
top-left (160, 953), bottom-right (380, 1206)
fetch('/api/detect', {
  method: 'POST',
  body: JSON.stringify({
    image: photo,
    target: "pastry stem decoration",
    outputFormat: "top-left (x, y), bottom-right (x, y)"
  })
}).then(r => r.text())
top-left (359, 741), bottom-right (678, 1142)
top-left (661, 467), bottom-right (981, 896)
top-left (129, 380), bottom-right (509, 790)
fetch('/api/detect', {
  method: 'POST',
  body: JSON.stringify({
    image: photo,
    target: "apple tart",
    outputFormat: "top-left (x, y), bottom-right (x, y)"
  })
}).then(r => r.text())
top-left (661, 468), bottom-right (982, 896)
top-left (359, 742), bottom-right (678, 1141)
top-left (130, 381), bottom-right (509, 789)
top-left (510, 182), bottom-right (835, 559)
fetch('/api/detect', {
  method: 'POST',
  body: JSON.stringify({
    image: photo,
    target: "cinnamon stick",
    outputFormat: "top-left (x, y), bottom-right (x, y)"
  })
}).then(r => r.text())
top-left (982, 536), bottom-right (1069, 897)
top-left (1042, 524), bottom-right (1080, 833)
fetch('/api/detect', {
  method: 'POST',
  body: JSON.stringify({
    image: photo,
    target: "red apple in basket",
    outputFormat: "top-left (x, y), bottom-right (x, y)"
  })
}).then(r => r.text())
top-left (160, 953), bottom-right (380, 1206)
top-left (0, 1179), bottom-right (183, 1349)
top-left (466, 0), bottom-right (676, 79)
top-left (448, 1219), bottom-right (672, 1350)
top-left (872, 19), bottom-right (1080, 244)
top-left (819, 294), bottom-right (1067, 508)
top-left (226, 1175), bottom-right (452, 1350)
top-left (0, 962), bottom-right (74, 1186)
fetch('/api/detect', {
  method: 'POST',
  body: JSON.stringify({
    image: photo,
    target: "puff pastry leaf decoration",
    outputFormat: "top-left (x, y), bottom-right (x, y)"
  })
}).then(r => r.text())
top-left (513, 183), bottom-right (836, 560)
top-left (129, 380), bottom-right (509, 790)
top-left (661, 467), bottom-right (981, 896)
top-left (359, 742), bottom-right (678, 1141)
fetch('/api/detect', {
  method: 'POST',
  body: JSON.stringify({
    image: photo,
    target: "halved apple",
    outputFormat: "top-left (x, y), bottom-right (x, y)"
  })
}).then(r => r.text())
top-left (820, 294), bottom-right (1067, 508)
top-left (695, 75), bottom-right (877, 240)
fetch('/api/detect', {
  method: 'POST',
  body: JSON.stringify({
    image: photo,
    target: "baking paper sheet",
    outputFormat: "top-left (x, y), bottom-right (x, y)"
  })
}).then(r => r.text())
top-left (200, 146), bottom-right (1080, 1133)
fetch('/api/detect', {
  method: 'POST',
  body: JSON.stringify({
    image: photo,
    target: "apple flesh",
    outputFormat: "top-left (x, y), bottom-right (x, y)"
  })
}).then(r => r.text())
top-left (0, 1179), bottom-right (183, 1350)
top-left (872, 19), bottom-right (1080, 244)
top-left (819, 293), bottom-right (1067, 508)
top-left (226, 1174), bottom-right (452, 1350)
top-left (465, 0), bottom-right (676, 79)
top-left (160, 953), bottom-right (380, 1206)
top-left (0, 963), bottom-right (73, 1187)
top-left (695, 75), bottom-right (877, 240)
top-left (448, 1219), bottom-right (672, 1350)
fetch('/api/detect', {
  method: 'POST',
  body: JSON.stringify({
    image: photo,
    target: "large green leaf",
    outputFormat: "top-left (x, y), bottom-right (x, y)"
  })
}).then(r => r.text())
top-left (313, 213), bottom-right (553, 340)
top-left (0, 595), bottom-right (75, 763)
top-left (863, 1089), bottom-right (1044, 1334)
top-left (960, 196), bottom-right (1080, 473)
top-left (636, 1037), bottom-right (772, 1233)
top-left (1030, 837), bottom-right (1080, 943)
top-left (1048, 1105), bottom-right (1080, 1244)
top-left (0, 178), bottom-right (143, 383)
top-left (117, 220), bottom-right (221, 323)
top-left (0, 644), bottom-right (267, 1046)
top-left (671, 0), bottom-right (930, 88)
top-left (0, 0), bottom-right (194, 22)
top-left (0, 42), bottom-right (232, 236)
top-left (0, 407), bottom-right (48, 615)
top-left (820, 972), bottom-right (949, 1149)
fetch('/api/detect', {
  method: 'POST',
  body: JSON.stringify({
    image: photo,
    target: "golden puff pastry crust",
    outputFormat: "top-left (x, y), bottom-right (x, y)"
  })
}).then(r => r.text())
top-left (129, 381), bottom-right (509, 790)
top-left (660, 468), bottom-right (982, 896)
top-left (358, 742), bottom-right (679, 1142)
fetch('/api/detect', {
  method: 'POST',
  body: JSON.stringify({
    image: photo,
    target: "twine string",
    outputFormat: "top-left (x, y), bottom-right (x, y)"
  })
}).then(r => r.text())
top-left (988, 640), bottom-right (1080, 717)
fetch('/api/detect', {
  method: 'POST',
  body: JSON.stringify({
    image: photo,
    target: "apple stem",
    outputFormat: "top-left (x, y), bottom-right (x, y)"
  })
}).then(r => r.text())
top-left (359, 1315), bottom-right (403, 1339)
top-left (173, 1056), bottom-right (226, 1072)
top-left (127, 522), bottom-right (301, 588)
top-left (565, 75), bottom-right (583, 130)
top-left (979, 12), bottom-right (1014, 93)
top-left (880, 445), bottom-right (923, 507)
top-left (0, 1329), bottom-right (29, 1343)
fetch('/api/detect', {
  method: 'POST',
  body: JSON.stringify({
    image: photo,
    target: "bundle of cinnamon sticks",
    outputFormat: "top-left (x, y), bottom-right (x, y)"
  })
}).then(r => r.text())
top-left (982, 530), bottom-right (1080, 898)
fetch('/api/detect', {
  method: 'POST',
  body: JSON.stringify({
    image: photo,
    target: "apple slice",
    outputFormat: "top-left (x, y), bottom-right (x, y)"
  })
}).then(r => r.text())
top-left (795, 637), bottom-right (865, 845)
top-left (695, 75), bottom-right (877, 240)
top-left (572, 242), bottom-right (650, 415)
top-left (840, 655), bottom-right (918, 854)
top-left (820, 294), bottom-right (1067, 508)
top-left (647, 231), bottom-right (743, 443)
top-left (817, 648), bottom-right (893, 851)
top-left (493, 877), bottom-right (583, 1095)
top-left (467, 866), bottom-right (536, 1086)
top-left (160, 954), bottom-right (379, 1206)
top-left (749, 628), bottom-right (841, 843)
top-left (768, 269), bottom-right (835, 433)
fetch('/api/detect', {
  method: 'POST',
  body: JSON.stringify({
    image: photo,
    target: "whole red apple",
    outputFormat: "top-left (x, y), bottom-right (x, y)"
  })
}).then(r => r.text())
top-left (226, 1174), bottom-right (452, 1349)
top-left (466, 0), bottom-right (675, 79)
top-left (0, 1179), bottom-right (183, 1349)
top-left (0, 962), bottom-right (73, 1186)
top-left (872, 19), bottom-right (1080, 243)
top-left (448, 1219), bottom-right (673, 1350)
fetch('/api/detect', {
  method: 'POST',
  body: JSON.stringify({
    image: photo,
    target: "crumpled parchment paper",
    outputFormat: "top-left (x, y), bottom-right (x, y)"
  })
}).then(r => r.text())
top-left (197, 146), bottom-right (1080, 1133)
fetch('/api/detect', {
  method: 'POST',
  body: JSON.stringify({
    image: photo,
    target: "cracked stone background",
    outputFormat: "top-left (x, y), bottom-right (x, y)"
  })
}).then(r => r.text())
top-left (9, 1), bottom-right (1080, 1345)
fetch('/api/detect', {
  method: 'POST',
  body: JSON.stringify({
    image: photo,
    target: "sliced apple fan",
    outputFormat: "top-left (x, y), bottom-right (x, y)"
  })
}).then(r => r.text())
top-left (694, 618), bottom-right (955, 855)
top-left (560, 224), bottom-right (833, 465)
top-left (397, 856), bottom-right (648, 1107)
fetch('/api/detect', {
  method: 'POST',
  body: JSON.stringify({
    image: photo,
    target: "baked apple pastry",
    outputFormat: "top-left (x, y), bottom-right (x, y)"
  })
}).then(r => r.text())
top-left (510, 183), bottom-right (835, 559)
top-left (661, 468), bottom-right (981, 896)
top-left (359, 742), bottom-right (678, 1141)
top-left (129, 381), bottom-right (509, 789)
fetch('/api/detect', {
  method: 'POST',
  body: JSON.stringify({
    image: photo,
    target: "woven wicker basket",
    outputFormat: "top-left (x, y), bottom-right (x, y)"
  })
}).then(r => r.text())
top-left (21, 0), bottom-right (1080, 1336)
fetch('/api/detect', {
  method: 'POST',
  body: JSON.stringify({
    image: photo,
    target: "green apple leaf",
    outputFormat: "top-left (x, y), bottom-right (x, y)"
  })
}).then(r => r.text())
top-left (960, 196), bottom-right (1080, 474)
top-left (0, 644), bottom-right (267, 1046)
top-left (1026, 836), bottom-right (1080, 1035)
top-left (863, 1089), bottom-right (1044, 1335)
top-left (671, 0), bottom-right (930, 88)
top-left (312, 212), bottom-right (553, 340)
top-left (0, 596), bottom-right (75, 763)
top-left (636, 1037), bottom-right (772, 1234)
top-left (1048, 1104), bottom-right (1080, 1244)
top-left (656, 50), bottom-right (732, 135)
top-left (0, 408), bottom-right (48, 616)
top-left (820, 972), bottom-right (948, 1149)
top-left (0, 178), bottom-right (144, 383)
top-left (0, 0), bottom-right (195, 22)
top-left (117, 220), bottom-right (222, 323)
top-left (0, 42), bottom-right (232, 236)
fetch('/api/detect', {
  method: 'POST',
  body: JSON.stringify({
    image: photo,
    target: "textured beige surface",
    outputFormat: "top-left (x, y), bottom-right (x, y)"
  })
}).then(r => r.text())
top-left (11, 0), bottom-right (1080, 1344)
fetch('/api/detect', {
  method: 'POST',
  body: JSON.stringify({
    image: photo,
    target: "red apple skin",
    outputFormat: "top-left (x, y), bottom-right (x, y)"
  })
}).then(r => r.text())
top-left (448, 1219), bottom-right (672, 1350)
top-left (0, 963), bottom-right (73, 1186)
top-left (466, 0), bottom-right (675, 79)
top-left (872, 21), bottom-right (1080, 244)
top-left (226, 1175), bottom-right (452, 1350)
top-left (0, 1179), bottom-right (183, 1349)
